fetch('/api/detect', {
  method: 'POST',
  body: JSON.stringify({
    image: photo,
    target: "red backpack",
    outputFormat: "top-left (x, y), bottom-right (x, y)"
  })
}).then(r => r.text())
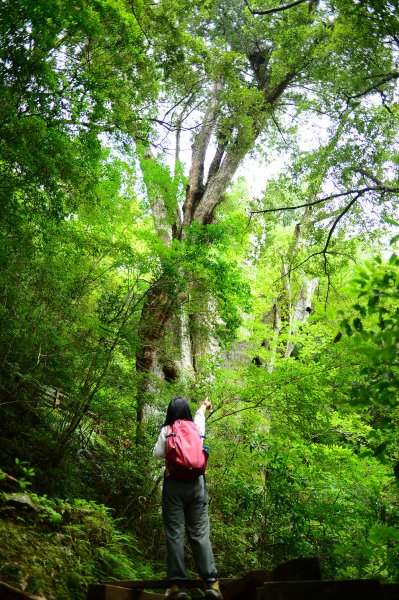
top-left (166, 419), bottom-right (208, 481)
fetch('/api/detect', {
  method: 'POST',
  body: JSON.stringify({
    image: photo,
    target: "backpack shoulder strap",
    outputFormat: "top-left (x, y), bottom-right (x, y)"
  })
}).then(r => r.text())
top-left (166, 423), bottom-right (176, 438)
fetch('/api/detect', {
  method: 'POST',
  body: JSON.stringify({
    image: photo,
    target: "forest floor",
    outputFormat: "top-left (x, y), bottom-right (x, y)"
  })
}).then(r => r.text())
top-left (0, 492), bottom-right (154, 600)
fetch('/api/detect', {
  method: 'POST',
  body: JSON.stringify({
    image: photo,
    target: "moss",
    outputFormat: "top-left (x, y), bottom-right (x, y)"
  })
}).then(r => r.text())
top-left (0, 493), bottom-right (155, 599)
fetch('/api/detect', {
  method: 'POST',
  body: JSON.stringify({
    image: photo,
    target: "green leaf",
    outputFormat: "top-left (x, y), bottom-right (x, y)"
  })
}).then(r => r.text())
top-left (383, 216), bottom-right (399, 227)
top-left (353, 317), bottom-right (363, 332)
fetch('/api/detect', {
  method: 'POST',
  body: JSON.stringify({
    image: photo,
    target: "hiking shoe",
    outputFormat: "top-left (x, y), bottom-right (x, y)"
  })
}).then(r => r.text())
top-left (165, 583), bottom-right (188, 599)
top-left (205, 580), bottom-right (223, 599)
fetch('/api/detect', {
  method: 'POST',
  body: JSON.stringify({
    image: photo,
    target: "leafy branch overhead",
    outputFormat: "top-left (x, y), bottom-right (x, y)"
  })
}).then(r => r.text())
top-left (1, 1), bottom-right (399, 594)
top-left (335, 231), bottom-right (399, 406)
top-left (251, 175), bottom-right (399, 278)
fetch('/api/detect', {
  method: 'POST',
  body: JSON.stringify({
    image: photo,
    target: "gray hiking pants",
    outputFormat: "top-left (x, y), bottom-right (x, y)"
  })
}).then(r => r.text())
top-left (162, 475), bottom-right (217, 582)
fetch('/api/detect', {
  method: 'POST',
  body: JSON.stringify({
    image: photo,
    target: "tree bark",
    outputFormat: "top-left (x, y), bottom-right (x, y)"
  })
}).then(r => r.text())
top-left (284, 277), bottom-right (318, 358)
top-left (135, 279), bottom-right (177, 423)
top-left (135, 59), bottom-right (301, 428)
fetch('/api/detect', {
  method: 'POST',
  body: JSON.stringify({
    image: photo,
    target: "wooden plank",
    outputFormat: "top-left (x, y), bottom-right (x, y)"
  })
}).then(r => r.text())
top-left (219, 578), bottom-right (239, 589)
top-left (379, 583), bottom-right (399, 600)
top-left (223, 570), bottom-right (270, 600)
top-left (257, 579), bottom-right (381, 600)
top-left (272, 557), bottom-right (321, 582)
top-left (87, 583), bottom-right (138, 600)
top-left (134, 593), bottom-right (165, 600)
top-left (99, 578), bottom-right (237, 590)
top-left (100, 580), bottom-right (169, 590)
top-left (136, 591), bottom-right (165, 600)
top-left (0, 581), bottom-right (34, 600)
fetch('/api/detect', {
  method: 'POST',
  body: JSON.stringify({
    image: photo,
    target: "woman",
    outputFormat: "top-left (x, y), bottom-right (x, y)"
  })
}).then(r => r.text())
top-left (153, 396), bottom-right (223, 600)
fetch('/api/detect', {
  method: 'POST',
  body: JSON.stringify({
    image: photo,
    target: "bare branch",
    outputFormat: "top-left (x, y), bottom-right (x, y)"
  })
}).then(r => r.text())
top-left (151, 118), bottom-right (202, 133)
top-left (127, 0), bottom-right (152, 44)
top-left (347, 72), bottom-right (399, 100)
top-left (274, 250), bottom-right (326, 282)
top-left (320, 194), bottom-right (363, 306)
top-left (275, 193), bottom-right (362, 283)
top-left (271, 113), bottom-right (295, 148)
top-left (322, 193), bottom-right (361, 262)
top-left (162, 84), bottom-right (202, 121)
top-left (244, 0), bottom-right (308, 16)
top-left (250, 184), bottom-right (399, 216)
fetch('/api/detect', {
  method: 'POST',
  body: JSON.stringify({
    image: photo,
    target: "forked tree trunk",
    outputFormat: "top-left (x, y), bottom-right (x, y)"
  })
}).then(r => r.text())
top-left (135, 67), bottom-right (299, 434)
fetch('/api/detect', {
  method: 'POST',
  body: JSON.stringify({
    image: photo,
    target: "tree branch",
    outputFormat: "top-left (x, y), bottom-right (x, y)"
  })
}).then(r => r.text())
top-left (192, 149), bottom-right (244, 224)
top-left (266, 71), bottom-right (297, 105)
top-left (347, 72), bottom-right (399, 100)
top-left (206, 140), bottom-right (227, 181)
top-left (244, 0), bottom-right (308, 16)
top-left (271, 113), bottom-right (293, 148)
top-left (183, 79), bottom-right (223, 227)
top-left (162, 85), bottom-right (202, 121)
top-left (275, 193), bottom-right (362, 283)
top-left (250, 184), bottom-right (399, 216)
top-left (354, 168), bottom-right (393, 188)
top-left (321, 193), bottom-right (361, 269)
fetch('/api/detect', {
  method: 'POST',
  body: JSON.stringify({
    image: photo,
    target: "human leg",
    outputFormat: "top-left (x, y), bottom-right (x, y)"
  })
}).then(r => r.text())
top-left (184, 478), bottom-right (222, 598)
top-left (184, 477), bottom-right (218, 581)
top-left (162, 477), bottom-right (187, 582)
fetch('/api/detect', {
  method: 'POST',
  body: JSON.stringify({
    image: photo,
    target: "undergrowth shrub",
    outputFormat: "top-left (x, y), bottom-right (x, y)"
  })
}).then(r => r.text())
top-left (0, 491), bottom-right (155, 599)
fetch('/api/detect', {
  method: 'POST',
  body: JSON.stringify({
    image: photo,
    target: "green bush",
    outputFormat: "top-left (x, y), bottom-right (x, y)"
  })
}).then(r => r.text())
top-left (0, 492), bottom-right (155, 599)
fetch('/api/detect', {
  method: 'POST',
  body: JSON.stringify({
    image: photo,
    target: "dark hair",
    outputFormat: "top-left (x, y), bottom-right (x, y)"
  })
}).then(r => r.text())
top-left (163, 396), bottom-right (193, 426)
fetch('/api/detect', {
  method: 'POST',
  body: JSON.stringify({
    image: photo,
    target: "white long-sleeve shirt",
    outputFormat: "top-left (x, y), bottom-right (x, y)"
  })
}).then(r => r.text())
top-left (153, 410), bottom-right (206, 460)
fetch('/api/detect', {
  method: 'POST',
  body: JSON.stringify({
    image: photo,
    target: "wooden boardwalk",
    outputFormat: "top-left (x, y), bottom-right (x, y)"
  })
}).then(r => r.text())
top-left (1, 558), bottom-right (398, 599)
top-left (86, 558), bottom-right (399, 600)
top-left (86, 577), bottom-right (399, 600)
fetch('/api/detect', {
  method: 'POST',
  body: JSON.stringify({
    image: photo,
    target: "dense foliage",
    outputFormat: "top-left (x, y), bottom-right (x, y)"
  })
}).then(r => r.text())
top-left (1, 0), bottom-right (399, 598)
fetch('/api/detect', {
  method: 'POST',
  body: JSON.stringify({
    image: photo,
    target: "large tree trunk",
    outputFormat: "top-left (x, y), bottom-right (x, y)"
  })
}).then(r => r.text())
top-left (135, 61), bottom-right (300, 431)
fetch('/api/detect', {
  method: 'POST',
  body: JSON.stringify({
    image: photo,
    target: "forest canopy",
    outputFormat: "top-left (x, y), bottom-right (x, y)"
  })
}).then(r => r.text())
top-left (0, 1), bottom-right (399, 597)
